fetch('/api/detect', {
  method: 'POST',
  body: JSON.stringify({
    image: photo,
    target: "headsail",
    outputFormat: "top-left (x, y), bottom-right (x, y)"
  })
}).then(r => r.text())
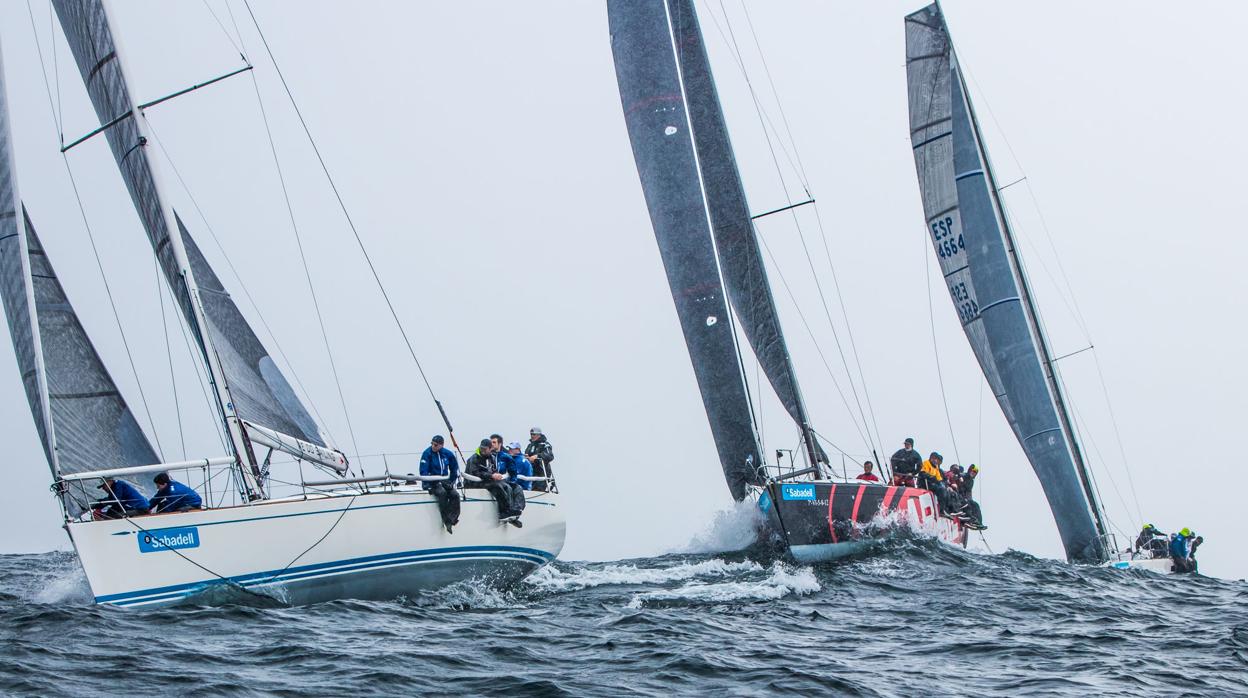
top-left (53, 0), bottom-right (328, 452)
top-left (608, 0), bottom-right (763, 499)
top-left (905, 3), bottom-right (1105, 562)
top-left (665, 0), bottom-right (824, 466)
top-left (0, 42), bottom-right (159, 516)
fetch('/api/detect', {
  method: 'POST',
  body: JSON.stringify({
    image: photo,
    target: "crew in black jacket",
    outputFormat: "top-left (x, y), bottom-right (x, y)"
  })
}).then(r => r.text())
top-left (524, 427), bottom-right (555, 492)
top-left (889, 437), bottom-right (922, 487)
top-left (466, 438), bottom-right (525, 527)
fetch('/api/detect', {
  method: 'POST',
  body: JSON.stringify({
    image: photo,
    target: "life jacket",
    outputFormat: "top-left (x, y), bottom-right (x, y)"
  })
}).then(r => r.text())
top-left (921, 460), bottom-right (943, 482)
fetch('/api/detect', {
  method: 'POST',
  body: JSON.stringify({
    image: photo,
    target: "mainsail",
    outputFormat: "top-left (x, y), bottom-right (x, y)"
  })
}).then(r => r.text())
top-left (608, 0), bottom-right (764, 499)
top-left (663, 0), bottom-right (821, 465)
top-left (0, 43), bottom-right (159, 515)
top-left (53, 0), bottom-right (327, 451)
top-left (905, 3), bottom-right (1105, 562)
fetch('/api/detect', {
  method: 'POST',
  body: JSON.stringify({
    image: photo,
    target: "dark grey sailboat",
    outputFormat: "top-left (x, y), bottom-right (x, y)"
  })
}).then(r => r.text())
top-left (608, 0), bottom-right (969, 561)
top-left (905, 3), bottom-right (1109, 563)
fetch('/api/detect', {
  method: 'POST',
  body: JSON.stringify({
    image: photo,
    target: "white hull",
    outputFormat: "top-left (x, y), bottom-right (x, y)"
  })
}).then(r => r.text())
top-left (67, 487), bottom-right (565, 608)
top-left (1105, 556), bottom-right (1175, 575)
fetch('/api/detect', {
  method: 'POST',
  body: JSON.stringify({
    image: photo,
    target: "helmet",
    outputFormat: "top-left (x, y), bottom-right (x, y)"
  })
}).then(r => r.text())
top-left (1180, 527), bottom-right (1192, 537)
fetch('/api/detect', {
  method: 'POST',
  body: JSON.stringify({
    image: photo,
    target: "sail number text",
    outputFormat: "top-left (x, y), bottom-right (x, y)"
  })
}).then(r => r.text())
top-left (950, 280), bottom-right (979, 323)
top-left (931, 216), bottom-right (964, 259)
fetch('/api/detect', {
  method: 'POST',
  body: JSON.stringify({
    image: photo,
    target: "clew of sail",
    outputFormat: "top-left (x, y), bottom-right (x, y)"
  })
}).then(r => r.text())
top-left (0, 40), bottom-right (159, 515)
top-left (666, 0), bottom-right (825, 466)
top-left (54, 0), bottom-right (333, 466)
top-left (608, 0), bottom-right (763, 500)
top-left (905, 3), bottom-right (1104, 562)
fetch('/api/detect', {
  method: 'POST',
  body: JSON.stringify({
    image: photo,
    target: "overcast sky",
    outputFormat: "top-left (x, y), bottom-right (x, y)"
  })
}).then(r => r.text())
top-left (0, 1), bottom-right (1243, 580)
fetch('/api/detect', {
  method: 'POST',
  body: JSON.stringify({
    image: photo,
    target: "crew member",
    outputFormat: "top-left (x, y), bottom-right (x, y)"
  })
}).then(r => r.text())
top-left (148, 472), bottom-right (203, 513)
top-left (889, 438), bottom-right (921, 487)
top-left (420, 435), bottom-right (461, 534)
top-left (93, 477), bottom-right (150, 519)
top-left (467, 438), bottom-right (525, 526)
top-left (504, 442), bottom-right (533, 490)
top-left (525, 427), bottom-right (555, 492)
top-left (962, 464), bottom-right (979, 498)
top-left (856, 461), bottom-right (880, 482)
top-left (1169, 528), bottom-right (1196, 573)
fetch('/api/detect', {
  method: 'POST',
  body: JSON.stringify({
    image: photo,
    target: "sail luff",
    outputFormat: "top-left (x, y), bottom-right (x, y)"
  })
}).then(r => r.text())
top-left (608, 0), bottom-right (764, 500)
top-left (666, 0), bottom-right (824, 468)
top-left (949, 59), bottom-right (1109, 545)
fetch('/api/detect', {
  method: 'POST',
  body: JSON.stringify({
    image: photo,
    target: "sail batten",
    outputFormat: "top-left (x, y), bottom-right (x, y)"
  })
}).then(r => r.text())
top-left (905, 3), bottom-right (1105, 562)
top-left (609, 0), bottom-right (763, 499)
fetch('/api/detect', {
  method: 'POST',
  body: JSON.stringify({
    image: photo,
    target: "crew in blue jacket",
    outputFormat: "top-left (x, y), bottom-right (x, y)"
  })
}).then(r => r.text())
top-left (148, 472), bottom-right (204, 513)
top-left (501, 442), bottom-right (533, 490)
top-left (420, 435), bottom-right (461, 533)
top-left (93, 477), bottom-right (150, 519)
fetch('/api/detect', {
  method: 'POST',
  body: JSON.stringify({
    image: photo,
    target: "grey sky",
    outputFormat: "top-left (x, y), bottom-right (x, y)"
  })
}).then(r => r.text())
top-left (0, 1), bottom-right (1243, 580)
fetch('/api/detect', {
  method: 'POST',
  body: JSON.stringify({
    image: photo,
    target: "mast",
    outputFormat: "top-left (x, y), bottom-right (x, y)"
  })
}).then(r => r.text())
top-left (54, 0), bottom-right (261, 499)
top-left (950, 54), bottom-right (1108, 545)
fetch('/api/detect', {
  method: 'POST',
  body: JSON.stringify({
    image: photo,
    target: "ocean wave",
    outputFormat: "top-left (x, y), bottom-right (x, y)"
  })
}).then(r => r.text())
top-left (526, 558), bottom-right (763, 592)
top-left (625, 562), bottom-right (820, 608)
top-left (671, 500), bottom-right (764, 554)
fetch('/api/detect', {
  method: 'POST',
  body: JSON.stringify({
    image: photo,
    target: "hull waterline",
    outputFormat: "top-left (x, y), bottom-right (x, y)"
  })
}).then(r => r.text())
top-left (66, 487), bottom-right (565, 608)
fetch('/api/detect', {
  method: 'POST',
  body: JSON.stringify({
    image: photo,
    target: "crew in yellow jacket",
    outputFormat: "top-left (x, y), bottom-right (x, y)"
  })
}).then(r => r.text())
top-left (920, 453), bottom-right (944, 483)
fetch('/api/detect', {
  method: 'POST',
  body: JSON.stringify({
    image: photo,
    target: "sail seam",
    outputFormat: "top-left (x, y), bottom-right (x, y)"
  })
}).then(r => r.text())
top-left (955, 168), bottom-right (984, 181)
top-left (1021, 427), bottom-right (1062, 442)
top-left (978, 296), bottom-right (1021, 314)
top-left (941, 263), bottom-right (969, 279)
top-left (51, 390), bottom-right (121, 399)
top-left (910, 116), bottom-right (952, 133)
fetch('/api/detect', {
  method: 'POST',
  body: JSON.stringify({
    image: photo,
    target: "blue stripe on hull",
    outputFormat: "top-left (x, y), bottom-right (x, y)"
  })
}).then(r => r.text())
top-left (97, 545), bottom-right (555, 607)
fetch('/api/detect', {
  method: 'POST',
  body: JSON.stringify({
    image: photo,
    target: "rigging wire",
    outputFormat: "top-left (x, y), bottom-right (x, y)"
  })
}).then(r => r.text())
top-left (228, 10), bottom-right (361, 462)
top-left (239, 0), bottom-right (460, 452)
top-left (734, 1), bottom-right (887, 458)
top-left (141, 122), bottom-right (340, 449)
top-left (758, 236), bottom-right (872, 448)
top-left (156, 258), bottom-right (186, 460)
top-left (26, 0), bottom-right (166, 460)
top-left (704, 2), bottom-right (881, 459)
top-left (959, 66), bottom-right (1144, 526)
top-left (923, 229), bottom-right (963, 466)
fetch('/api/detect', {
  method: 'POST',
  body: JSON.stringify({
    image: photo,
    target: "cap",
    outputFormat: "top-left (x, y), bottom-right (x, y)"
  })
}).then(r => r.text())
top-left (530, 427), bottom-right (543, 436)
top-left (930, 452), bottom-right (942, 460)
top-left (153, 471), bottom-right (170, 485)
top-left (507, 441), bottom-right (521, 450)
top-left (479, 438), bottom-right (492, 449)
top-left (904, 437), bottom-right (914, 445)
top-left (431, 435), bottom-right (445, 444)
top-left (968, 463), bottom-right (979, 472)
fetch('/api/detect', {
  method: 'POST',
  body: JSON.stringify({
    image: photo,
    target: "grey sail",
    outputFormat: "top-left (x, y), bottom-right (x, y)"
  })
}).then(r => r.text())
top-left (54, 0), bottom-right (325, 447)
top-left (905, 3), bottom-right (1104, 562)
top-left (608, 0), bottom-right (762, 499)
top-left (0, 37), bottom-right (158, 515)
top-left (665, 0), bottom-right (822, 462)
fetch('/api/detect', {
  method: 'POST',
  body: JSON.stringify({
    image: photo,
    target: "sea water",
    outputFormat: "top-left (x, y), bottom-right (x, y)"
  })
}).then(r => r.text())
top-left (1, 527), bottom-right (1244, 695)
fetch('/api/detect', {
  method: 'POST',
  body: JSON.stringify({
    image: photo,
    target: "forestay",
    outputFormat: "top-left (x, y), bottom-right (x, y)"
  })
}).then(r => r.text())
top-left (905, 3), bottom-right (1104, 562)
top-left (54, 0), bottom-right (326, 449)
top-left (0, 44), bottom-right (159, 516)
top-left (608, 0), bottom-right (763, 500)
top-left (665, 0), bottom-right (822, 465)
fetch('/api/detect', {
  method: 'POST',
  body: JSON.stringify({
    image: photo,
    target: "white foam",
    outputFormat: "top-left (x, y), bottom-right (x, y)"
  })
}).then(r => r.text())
top-left (625, 562), bottom-right (820, 607)
top-left (673, 500), bottom-right (764, 554)
top-left (27, 563), bottom-right (92, 605)
top-left (526, 558), bottom-right (763, 593)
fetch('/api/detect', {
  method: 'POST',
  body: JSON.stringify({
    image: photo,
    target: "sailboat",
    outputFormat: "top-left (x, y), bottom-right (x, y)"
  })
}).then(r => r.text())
top-left (608, 0), bottom-right (969, 563)
top-left (905, 3), bottom-right (1170, 571)
top-left (0, 0), bottom-right (564, 608)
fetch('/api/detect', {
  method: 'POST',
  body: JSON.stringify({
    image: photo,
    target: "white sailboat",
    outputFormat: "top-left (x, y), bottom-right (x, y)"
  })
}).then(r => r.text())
top-left (0, 0), bottom-right (564, 608)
